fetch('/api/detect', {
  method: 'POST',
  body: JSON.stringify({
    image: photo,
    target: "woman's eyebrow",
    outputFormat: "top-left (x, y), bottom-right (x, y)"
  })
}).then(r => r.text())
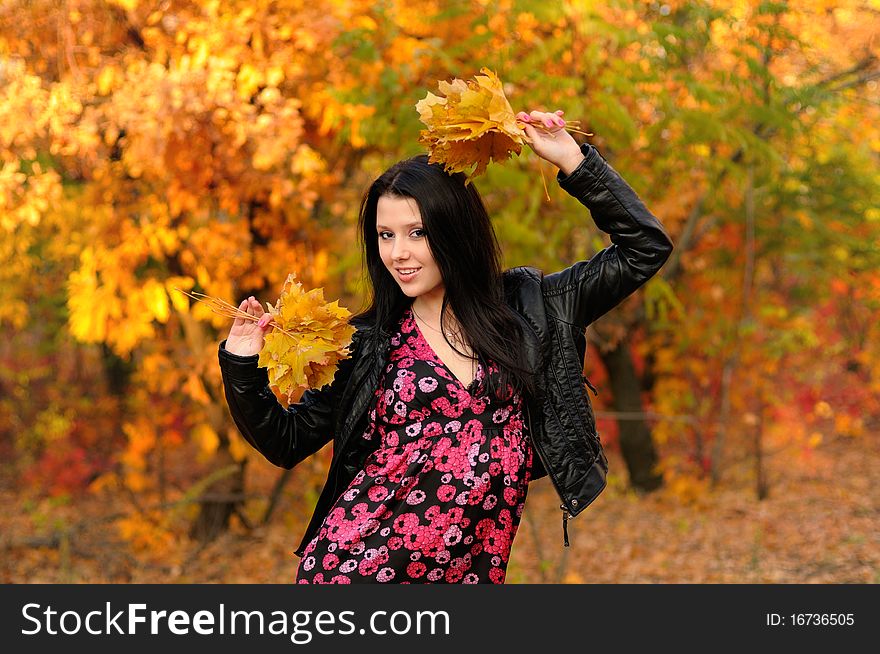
top-left (376, 222), bottom-right (423, 229)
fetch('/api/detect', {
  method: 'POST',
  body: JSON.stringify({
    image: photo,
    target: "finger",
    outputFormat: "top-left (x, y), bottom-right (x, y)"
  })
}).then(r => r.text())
top-left (250, 297), bottom-right (265, 318)
top-left (233, 299), bottom-right (248, 326)
top-left (257, 313), bottom-right (274, 330)
top-left (529, 110), bottom-right (562, 129)
top-left (541, 111), bottom-right (564, 127)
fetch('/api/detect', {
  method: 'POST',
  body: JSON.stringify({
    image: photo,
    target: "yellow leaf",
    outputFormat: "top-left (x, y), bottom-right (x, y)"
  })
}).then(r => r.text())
top-left (96, 66), bottom-right (116, 95)
top-left (237, 63), bottom-right (263, 99)
top-left (106, 0), bottom-right (139, 10)
top-left (193, 423), bottom-right (219, 457)
top-left (266, 66), bottom-right (285, 87)
top-left (88, 472), bottom-right (119, 494)
top-left (228, 427), bottom-right (250, 462)
top-left (142, 278), bottom-right (170, 323)
top-left (813, 401), bottom-right (833, 418)
top-left (183, 372), bottom-right (211, 405)
top-left (166, 277), bottom-right (193, 313)
top-left (415, 68), bottom-right (525, 182)
top-left (258, 272), bottom-right (355, 404)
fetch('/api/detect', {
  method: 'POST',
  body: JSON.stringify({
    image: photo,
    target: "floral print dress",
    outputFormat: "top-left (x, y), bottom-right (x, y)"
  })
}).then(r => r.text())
top-left (295, 306), bottom-right (534, 584)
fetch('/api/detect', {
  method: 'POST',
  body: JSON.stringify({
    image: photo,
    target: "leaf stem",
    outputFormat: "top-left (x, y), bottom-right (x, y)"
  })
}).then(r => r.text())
top-left (171, 287), bottom-right (299, 339)
top-left (518, 118), bottom-right (593, 138)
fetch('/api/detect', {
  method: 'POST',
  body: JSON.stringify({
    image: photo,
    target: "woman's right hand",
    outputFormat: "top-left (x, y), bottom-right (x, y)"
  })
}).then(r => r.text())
top-left (224, 296), bottom-right (275, 357)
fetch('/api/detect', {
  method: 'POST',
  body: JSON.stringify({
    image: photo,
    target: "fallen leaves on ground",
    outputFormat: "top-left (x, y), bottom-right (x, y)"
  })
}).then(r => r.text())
top-left (2, 432), bottom-right (876, 584)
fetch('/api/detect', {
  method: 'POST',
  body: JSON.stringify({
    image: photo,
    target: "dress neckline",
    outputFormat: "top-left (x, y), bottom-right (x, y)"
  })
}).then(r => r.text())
top-left (407, 307), bottom-right (482, 395)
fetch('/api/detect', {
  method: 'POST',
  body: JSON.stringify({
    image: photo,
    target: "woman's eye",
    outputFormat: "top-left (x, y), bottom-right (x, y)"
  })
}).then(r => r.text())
top-left (378, 230), bottom-right (423, 240)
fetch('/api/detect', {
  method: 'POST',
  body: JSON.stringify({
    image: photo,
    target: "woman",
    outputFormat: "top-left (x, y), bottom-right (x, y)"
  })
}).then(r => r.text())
top-left (218, 108), bottom-right (674, 583)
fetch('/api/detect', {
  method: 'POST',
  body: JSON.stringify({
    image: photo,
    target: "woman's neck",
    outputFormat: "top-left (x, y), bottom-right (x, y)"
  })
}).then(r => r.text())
top-left (410, 292), bottom-right (444, 322)
top-left (411, 297), bottom-right (458, 334)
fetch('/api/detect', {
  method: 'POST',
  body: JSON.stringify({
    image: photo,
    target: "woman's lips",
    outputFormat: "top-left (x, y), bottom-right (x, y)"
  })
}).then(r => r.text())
top-left (396, 267), bottom-right (421, 282)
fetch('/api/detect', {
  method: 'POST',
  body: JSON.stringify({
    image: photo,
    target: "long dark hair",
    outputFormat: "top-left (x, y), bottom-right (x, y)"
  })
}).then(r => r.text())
top-left (352, 154), bottom-right (537, 402)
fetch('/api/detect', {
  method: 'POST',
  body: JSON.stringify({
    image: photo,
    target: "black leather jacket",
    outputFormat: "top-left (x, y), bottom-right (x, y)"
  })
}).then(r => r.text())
top-left (218, 142), bottom-right (674, 556)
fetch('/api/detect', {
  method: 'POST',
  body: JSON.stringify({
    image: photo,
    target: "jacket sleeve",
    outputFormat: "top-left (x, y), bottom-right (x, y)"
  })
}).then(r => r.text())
top-left (542, 142), bottom-right (674, 328)
top-left (217, 334), bottom-right (360, 469)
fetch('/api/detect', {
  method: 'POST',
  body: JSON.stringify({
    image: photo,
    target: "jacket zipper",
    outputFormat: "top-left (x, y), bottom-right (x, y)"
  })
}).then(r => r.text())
top-left (561, 505), bottom-right (570, 546)
top-left (526, 405), bottom-right (574, 548)
top-left (516, 312), bottom-right (579, 549)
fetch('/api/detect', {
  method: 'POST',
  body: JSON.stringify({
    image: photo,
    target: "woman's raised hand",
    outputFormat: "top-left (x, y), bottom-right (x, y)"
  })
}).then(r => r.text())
top-left (224, 296), bottom-right (274, 357)
top-left (516, 109), bottom-right (585, 176)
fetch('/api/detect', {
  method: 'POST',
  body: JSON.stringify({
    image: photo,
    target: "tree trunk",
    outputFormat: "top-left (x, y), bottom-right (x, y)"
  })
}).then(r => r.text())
top-left (597, 340), bottom-right (662, 491)
top-left (189, 452), bottom-right (245, 543)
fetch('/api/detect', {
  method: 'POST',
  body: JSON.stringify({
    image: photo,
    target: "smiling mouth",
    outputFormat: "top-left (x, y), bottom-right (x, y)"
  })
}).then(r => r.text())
top-left (396, 267), bottom-right (421, 281)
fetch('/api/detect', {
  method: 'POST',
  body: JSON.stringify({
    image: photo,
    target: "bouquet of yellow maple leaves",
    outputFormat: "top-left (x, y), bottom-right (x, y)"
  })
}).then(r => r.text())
top-left (415, 67), bottom-right (589, 184)
top-left (177, 273), bottom-right (355, 406)
top-left (258, 273), bottom-right (355, 404)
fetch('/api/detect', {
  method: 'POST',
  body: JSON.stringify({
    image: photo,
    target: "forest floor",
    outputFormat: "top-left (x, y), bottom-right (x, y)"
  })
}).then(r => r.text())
top-left (2, 431), bottom-right (877, 584)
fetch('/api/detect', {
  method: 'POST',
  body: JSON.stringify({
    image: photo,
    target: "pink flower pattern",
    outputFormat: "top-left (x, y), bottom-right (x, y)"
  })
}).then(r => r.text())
top-left (296, 307), bottom-right (533, 584)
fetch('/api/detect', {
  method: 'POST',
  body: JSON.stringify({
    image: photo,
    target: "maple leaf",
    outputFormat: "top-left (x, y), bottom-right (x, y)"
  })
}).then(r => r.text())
top-left (257, 273), bottom-right (356, 406)
top-left (415, 67), bottom-right (525, 182)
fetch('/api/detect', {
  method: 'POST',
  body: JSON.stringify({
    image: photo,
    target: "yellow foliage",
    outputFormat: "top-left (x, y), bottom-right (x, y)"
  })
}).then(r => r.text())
top-left (106, 0), bottom-right (140, 11)
top-left (67, 247), bottom-right (120, 344)
top-left (192, 423), bottom-right (220, 460)
top-left (834, 413), bottom-right (864, 437)
top-left (122, 418), bottom-right (156, 468)
top-left (666, 474), bottom-right (710, 506)
top-left (416, 67), bottom-right (525, 181)
top-left (813, 401), bottom-right (833, 419)
top-left (88, 471), bottom-right (120, 494)
top-left (96, 66), bottom-right (117, 96)
top-left (138, 352), bottom-right (185, 396)
top-left (258, 273), bottom-right (356, 406)
top-left (31, 406), bottom-right (74, 444)
top-left (166, 276), bottom-right (194, 314)
top-left (141, 278), bottom-right (170, 324)
top-left (227, 427), bottom-right (250, 463)
top-left (116, 513), bottom-right (177, 557)
top-left (183, 372), bottom-right (212, 405)
top-left (123, 471), bottom-right (150, 493)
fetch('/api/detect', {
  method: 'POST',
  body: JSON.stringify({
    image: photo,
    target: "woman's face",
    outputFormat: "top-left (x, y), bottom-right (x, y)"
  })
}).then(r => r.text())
top-left (376, 194), bottom-right (444, 303)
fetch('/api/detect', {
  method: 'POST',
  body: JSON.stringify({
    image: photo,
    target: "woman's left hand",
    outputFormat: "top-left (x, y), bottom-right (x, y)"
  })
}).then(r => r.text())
top-left (516, 109), bottom-right (585, 176)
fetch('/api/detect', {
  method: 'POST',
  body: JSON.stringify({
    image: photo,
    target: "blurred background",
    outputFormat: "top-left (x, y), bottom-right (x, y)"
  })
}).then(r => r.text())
top-left (1, 0), bottom-right (878, 583)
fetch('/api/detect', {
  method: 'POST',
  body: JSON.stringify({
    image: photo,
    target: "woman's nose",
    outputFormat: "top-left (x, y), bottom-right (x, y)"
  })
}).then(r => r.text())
top-left (391, 242), bottom-right (409, 260)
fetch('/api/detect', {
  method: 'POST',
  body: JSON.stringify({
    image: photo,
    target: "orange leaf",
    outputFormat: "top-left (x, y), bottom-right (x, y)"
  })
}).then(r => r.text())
top-left (415, 68), bottom-right (525, 182)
